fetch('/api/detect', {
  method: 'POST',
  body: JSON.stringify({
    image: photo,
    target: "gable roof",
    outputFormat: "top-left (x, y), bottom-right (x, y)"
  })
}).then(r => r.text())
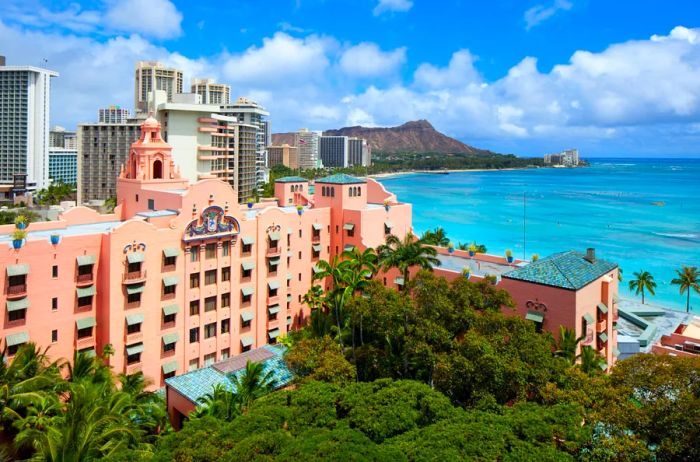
top-left (315, 173), bottom-right (365, 185)
top-left (275, 176), bottom-right (308, 183)
top-left (503, 250), bottom-right (617, 290)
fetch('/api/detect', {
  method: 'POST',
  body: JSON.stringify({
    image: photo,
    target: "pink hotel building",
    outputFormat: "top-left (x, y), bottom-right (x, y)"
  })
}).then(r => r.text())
top-left (1, 117), bottom-right (619, 390)
top-left (0, 118), bottom-right (412, 386)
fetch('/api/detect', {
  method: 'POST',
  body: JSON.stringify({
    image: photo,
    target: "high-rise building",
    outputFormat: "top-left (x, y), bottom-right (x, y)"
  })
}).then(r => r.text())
top-left (0, 56), bottom-right (58, 195)
top-left (77, 118), bottom-right (142, 203)
top-left (348, 137), bottom-right (371, 167)
top-left (48, 148), bottom-right (77, 185)
top-left (219, 98), bottom-right (270, 193)
top-left (49, 126), bottom-right (76, 149)
top-left (134, 61), bottom-right (183, 113)
top-left (319, 136), bottom-right (349, 168)
top-left (268, 144), bottom-right (299, 169)
top-left (295, 129), bottom-right (321, 170)
top-left (191, 78), bottom-right (231, 105)
top-left (99, 106), bottom-right (130, 124)
top-left (150, 91), bottom-right (258, 203)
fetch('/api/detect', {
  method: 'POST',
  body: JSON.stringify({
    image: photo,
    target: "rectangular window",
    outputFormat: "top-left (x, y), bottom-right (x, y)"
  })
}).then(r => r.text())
top-left (7, 310), bottom-right (27, 322)
top-left (78, 295), bottom-right (94, 307)
top-left (147, 198), bottom-right (155, 210)
top-left (52, 265), bottom-right (58, 278)
top-left (298, 229), bottom-right (302, 238)
top-left (269, 287), bottom-right (278, 297)
top-left (163, 342), bottom-right (175, 353)
top-left (163, 255), bottom-right (176, 267)
top-left (221, 318), bottom-right (230, 334)
top-left (77, 326), bottom-right (93, 339)
top-left (222, 241), bottom-right (230, 257)
top-left (52, 298), bottom-right (58, 310)
top-left (163, 284), bottom-right (176, 296)
top-left (127, 262), bottom-right (141, 273)
top-left (51, 330), bottom-right (58, 343)
top-left (204, 296), bottom-right (217, 312)
top-left (190, 246), bottom-right (200, 262)
top-left (204, 353), bottom-right (216, 367)
top-left (190, 273), bottom-right (200, 288)
top-left (205, 269), bottom-right (217, 285)
top-left (163, 312), bottom-right (176, 324)
top-left (242, 268), bottom-right (252, 279)
top-left (189, 300), bottom-right (200, 316)
top-left (242, 243), bottom-right (252, 254)
top-left (220, 348), bottom-right (230, 360)
top-left (127, 293), bottom-right (141, 304)
top-left (268, 311), bottom-right (278, 321)
top-left (127, 322), bottom-right (141, 334)
top-left (204, 322), bottom-right (216, 339)
top-left (221, 267), bottom-right (231, 282)
top-left (221, 292), bottom-right (230, 308)
top-left (205, 243), bottom-right (217, 259)
top-left (188, 359), bottom-right (199, 372)
top-left (189, 327), bottom-right (199, 343)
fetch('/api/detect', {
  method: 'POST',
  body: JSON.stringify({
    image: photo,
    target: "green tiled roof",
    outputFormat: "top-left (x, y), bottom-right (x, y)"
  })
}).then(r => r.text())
top-left (315, 173), bottom-right (365, 184)
top-left (503, 250), bottom-right (617, 290)
top-left (275, 176), bottom-right (308, 183)
top-left (164, 345), bottom-right (292, 404)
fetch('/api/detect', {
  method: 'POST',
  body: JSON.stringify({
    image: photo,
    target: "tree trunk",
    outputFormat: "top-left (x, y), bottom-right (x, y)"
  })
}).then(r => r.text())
top-left (402, 268), bottom-right (410, 377)
top-left (642, 288), bottom-right (645, 304)
top-left (687, 290), bottom-right (691, 313)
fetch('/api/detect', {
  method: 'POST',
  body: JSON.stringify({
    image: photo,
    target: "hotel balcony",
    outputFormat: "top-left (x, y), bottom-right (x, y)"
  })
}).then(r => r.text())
top-left (75, 335), bottom-right (95, 350)
top-left (6, 284), bottom-right (27, 299)
top-left (596, 320), bottom-right (607, 333)
top-left (125, 363), bottom-right (142, 375)
top-left (125, 332), bottom-right (143, 344)
top-left (76, 273), bottom-right (94, 286)
top-left (266, 246), bottom-right (281, 257)
top-left (123, 269), bottom-right (147, 284)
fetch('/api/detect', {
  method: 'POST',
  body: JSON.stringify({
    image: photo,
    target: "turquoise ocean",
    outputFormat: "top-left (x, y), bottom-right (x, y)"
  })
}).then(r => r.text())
top-left (377, 158), bottom-right (700, 313)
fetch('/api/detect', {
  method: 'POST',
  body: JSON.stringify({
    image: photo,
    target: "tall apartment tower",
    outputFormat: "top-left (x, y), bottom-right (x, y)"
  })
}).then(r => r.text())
top-left (134, 61), bottom-right (183, 113)
top-left (219, 97), bottom-right (270, 193)
top-left (295, 128), bottom-right (321, 170)
top-left (77, 117), bottom-right (142, 203)
top-left (348, 137), bottom-right (371, 167)
top-left (319, 136), bottom-right (349, 168)
top-left (48, 126), bottom-right (78, 185)
top-left (0, 56), bottom-right (58, 194)
top-left (268, 144), bottom-right (299, 169)
top-left (99, 106), bottom-right (130, 124)
top-left (191, 78), bottom-right (231, 105)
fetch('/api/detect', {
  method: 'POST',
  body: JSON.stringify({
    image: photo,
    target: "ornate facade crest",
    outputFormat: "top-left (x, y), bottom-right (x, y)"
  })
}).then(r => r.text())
top-left (525, 300), bottom-right (547, 312)
top-left (123, 241), bottom-right (147, 253)
top-left (184, 205), bottom-right (240, 242)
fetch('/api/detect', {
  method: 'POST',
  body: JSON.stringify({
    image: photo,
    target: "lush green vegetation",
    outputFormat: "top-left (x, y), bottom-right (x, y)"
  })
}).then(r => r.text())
top-left (2, 232), bottom-right (699, 461)
top-left (0, 209), bottom-right (40, 225)
top-left (34, 182), bottom-right (75, 206)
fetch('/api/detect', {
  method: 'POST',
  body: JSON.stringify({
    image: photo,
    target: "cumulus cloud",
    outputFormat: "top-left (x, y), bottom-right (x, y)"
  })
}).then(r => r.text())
top-left (105, 0), bottom-right (183, 39)
top-left (339, 43), bottom-right (406, 77)
top-left (373, 0), bottom-right (413, 16)
top-left (414, 50), bottom-right (481, 88)
top-left (524, 0), bottom-right (572, 30)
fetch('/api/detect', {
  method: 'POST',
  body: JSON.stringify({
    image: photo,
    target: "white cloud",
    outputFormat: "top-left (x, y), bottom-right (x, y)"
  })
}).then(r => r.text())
top-left (524, 0), bottom-right (572, 30)
top-left (105, 0), bottom-right (182, 39)
top-left (339, 43), bottom-right (406, 77)
top-left (373, 0), bottom-right (413, 16)
top-left (414, 50), bottom-right (481, 88)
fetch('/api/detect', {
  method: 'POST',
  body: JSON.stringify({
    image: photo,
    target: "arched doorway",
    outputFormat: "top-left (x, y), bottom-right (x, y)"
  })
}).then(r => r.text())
top-left (153, 159), bottom-right (163, 179)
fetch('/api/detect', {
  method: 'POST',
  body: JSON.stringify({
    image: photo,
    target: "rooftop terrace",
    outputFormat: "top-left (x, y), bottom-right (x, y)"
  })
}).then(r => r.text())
top-left (1, 221), bottom-right (123, 245)
top-left (434, 253), bottom-right (521, 279)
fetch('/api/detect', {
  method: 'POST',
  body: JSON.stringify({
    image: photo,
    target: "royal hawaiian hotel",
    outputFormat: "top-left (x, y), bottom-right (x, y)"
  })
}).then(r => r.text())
top-left (0, 117), bottom-right (412, 387)
top-left (0, 117), bottom-right (619, 391)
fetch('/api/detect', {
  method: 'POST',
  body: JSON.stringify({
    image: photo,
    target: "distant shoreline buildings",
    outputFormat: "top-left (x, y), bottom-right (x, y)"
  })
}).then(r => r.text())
top-left (544, 148), bottom-right (580, 166)
top-left (268, 129), bottom-right (372, 170)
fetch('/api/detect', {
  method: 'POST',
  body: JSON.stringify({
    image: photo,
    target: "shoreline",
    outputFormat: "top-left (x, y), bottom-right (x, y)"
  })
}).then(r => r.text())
top-left (369, 166), bottom-right (535, 180)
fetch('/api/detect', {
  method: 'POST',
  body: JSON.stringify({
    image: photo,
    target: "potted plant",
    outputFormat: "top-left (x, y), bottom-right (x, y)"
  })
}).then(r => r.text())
top-left (12, 229), bottom-right (27, 249)
top-left (296, 204), bottom-right (304, 216)
top-left (448, 242), bottom-right (455, 254)
top-left (531, 254), bottom-right (539, 262)
top-left (383, 199), bottom-right (391, 211)
top-left (247, 198), bottom-right (254, 209)
top-left (462, 267), bottom-right (471, 279)
top-left (505, 249), bottom-right (514, 263)
top-left (14, 215), bottom-right (27, 230)
top-left (50, 233), bottom-right (60, 245)
top-left (468, 243), bottom-right (477, 257)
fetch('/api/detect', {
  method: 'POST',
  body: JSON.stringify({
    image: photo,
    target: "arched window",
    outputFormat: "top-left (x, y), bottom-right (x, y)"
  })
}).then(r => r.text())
top-left (153, 159), bottom-right (163, 179)
top-left (357, 187), bottom-right (361, 197)
top-left (331, 187), bottom-right (335, 197)
top-left (349, 187), bottom-right (353, 197)
top-left (300, 185), bottom-right (303, 192)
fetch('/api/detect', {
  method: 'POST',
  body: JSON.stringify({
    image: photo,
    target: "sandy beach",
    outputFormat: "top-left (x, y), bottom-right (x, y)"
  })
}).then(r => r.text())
top-left (369, 167), bottom-right (532, 179)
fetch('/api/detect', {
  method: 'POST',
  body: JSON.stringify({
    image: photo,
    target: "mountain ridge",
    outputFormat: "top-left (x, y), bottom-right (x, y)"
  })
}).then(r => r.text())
top-left (272, 120), bottom-right (500, 156)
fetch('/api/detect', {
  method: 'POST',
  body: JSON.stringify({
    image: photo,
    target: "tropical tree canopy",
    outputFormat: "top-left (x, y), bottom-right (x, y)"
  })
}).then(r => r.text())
top-left (671, 266), bottom-right (700, 312)
top-left (628, 270), bottom-right (657, 304)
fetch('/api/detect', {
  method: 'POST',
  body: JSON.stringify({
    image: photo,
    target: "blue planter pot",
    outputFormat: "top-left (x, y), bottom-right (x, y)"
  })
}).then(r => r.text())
top-left (247, 203), bottom-right (253, 209)
top-left (15, 223), bottom-right (26, 230)
top-left (12, 239), bottom-right (23, 249)
top-left (50, 235), bottom-right (60, 245)
top-left (469, 250), bottom-right (475, 257)
top-left (448, 247), bottom-right (454, 254)
top-left (297, 210), bottom-right (303, 216)
top-left (384, 205), bottom-right (390, 211)
top-left (507, 256), bottom-right (514, 263)
top-left (463, 272), bottom-right (470, 279)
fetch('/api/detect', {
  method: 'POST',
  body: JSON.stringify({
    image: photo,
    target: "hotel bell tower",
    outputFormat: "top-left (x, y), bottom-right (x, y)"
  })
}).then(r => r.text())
top-left (120, 115), bottom-right (181, 182)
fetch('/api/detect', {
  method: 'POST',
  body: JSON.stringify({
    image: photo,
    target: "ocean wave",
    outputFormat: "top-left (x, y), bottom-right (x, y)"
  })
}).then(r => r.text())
top-left (652, 231), bottom-right (700, 242)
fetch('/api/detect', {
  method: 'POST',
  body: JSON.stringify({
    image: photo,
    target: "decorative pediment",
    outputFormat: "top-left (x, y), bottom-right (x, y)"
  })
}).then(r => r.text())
top-left (184, 205), bottom-right (240, 242)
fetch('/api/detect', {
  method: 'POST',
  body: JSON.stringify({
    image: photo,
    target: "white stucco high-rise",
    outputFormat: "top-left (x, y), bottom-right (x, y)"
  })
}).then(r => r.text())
top-left (295, 128), bottom-right (321, 169)
top-left (0, 57), bottom-right (58, 193)
top-left (134, 61), bottom-right (183, 114)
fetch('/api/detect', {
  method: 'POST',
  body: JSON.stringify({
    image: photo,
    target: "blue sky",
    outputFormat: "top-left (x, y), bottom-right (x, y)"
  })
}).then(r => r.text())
top-left (2, 0), bottom-right (700, 157)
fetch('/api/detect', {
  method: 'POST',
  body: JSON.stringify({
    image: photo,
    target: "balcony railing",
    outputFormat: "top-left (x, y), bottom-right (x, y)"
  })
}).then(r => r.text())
top-left (312, 234), bottom-right (321, 243)
top-left (596, 320), bottom-right (607, 333)
top-left (122, 269), bottom-right (147, 284)
top-left (76, 273), bottom-right (94, 286)
top-left (75, 336), bottom-right (95, 350)
top-left (125, 363), bottom-right (142, 375)
top-left (266, 246), bottom-right (281, 256)
top-left (7, 284), bottom-right (27, 298)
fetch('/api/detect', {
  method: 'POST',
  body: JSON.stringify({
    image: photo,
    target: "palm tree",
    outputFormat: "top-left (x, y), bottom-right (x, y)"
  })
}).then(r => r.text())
top-left (457, 242), bottom-right (487, 253)
top-left (628, 270), bottom-right (656, 304)
top-left (341, 246), bottom-right (378, 277)
top-left (420, 227), bottom-right (449, 246)
top-left (195, 384), bottom-right (239, 421)
top-left (377, 232), bottom-right (441, 290)
top-left (579, 346), bottom-right (607, 375)
top-left (671, 266), bottom-right (700, 313)
top-left (229, 361), bottom-right (276, 412)
top-left (553, 326), bottom-right (587, 365)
